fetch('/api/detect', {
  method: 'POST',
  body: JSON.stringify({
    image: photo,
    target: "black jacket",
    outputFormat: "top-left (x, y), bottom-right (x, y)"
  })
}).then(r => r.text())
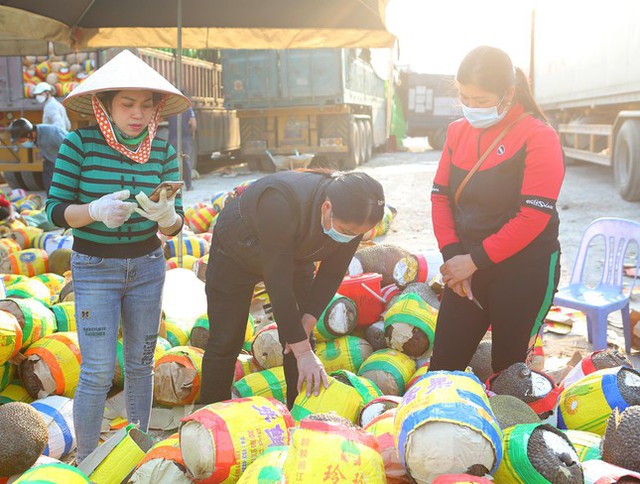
top-left (214, 171), bottom-right (361, 344)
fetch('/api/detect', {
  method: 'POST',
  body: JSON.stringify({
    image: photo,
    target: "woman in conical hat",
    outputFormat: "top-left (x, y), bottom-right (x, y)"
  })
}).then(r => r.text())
top-left (44, 49), bottom-right (190, 462)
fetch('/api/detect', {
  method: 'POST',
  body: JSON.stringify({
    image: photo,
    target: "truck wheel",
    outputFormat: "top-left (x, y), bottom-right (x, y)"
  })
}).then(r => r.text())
top-left (260, 156), bottom-right (276, 173)
top-left (1, 171), bottom-right (44, 191)
top-left (342, 120), bottom-right (360, 171)
top-left (357, 121), bottom-right (367, 164)
top-left (21, 171), bottom-right (45, 191)
top-left (246, 157), bottom-right (263, 172)
top-left (2, 172), bottom-right (23, 190)
top-left (614, 119), bottom-right (640, 201)
top-left (363, 120), bottom-right (373, 162)
top-left (309, 155), bottom-right (339, 170)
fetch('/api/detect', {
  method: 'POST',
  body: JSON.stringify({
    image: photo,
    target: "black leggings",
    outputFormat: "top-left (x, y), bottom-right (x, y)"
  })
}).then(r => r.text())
top-left (199, 245), bottom-right (314, 408)
top-left (429, 250), bottom-right (560, 374)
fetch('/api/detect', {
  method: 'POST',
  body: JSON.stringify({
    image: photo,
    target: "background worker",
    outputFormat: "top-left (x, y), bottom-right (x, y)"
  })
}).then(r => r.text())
top-left (168, 92), bottom-right (197, 191)
top-left (33, 82), bottom-right (72, 132)
top-left (429, 46), bottom-right (565, 374)
top-left (0, 192), bottom-right (13, 222)
top-left (9, 118), bottom-right (67, 195)
top-left (200, 170), bottom-right (385, 408)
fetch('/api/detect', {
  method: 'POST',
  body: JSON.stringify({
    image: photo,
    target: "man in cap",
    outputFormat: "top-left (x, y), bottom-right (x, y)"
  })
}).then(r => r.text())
top-left (33, 82), bottom-right (72, 132)
top-left (9, 118), bottom-right (68, 195)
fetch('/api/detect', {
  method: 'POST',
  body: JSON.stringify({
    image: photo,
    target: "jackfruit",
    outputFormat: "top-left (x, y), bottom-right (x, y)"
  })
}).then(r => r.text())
top-left (330, 369), bottom-right (382, 406)
top-left (48, 248), bottom-right (72, 276)
top-left (251, 323), bottom-right (282, 369)
top-left (617, 368), bottom-right (640, 406)
top-left (384, 292), bottom-right (437, 357)
top-left (317, 295), bottom-right (357, 339)
top-left (592, 349), bottom-right (632, 369)
top-left (558, 367), bottom-right (640, 435)
top-left (489, 395), bottom-right (541, 430)
top-left (0, 402), bottom-right (49, 477)
top-left (562, 349), bottom-right (633, 390)
top-left (488, 362), bottom-right (559, 420)
top-left (58, 280), bottom-right (74, 302)
top-left (402, 282), bottom-right (441, 310)
top-left (384, 322), bottom-right (431, 357)
top-left (349, 244), bottom-right (410, 286)
top-left (489, 362), bottom-right (556, 403)
top-left (193, 255), bottom-right (208, 283)
top-left (303, 411), bottom-right (354, 426)
top-left (359, 395), bottom-right (402, 427)
top-left (524, 424), bottom-right (583, 483)
top-left (287, 416), bottom-right (387, 481)
top-left (469, 339), bottom-right (493, 383)
top-left (562, 430), bottom-right (602, 462)
top-left (364, 321), bottom-right (386, 351)
top-left (602, 406), bottom-right (640, 473)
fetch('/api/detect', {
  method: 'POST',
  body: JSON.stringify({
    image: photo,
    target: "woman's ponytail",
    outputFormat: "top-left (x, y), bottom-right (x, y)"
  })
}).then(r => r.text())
top-left (514, 67), bottom-right (549, 124)
top-left (457, 46), bottom-right (550, 124)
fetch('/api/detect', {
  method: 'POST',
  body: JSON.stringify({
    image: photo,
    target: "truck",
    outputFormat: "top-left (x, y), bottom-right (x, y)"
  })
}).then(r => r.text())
top-left (221, 48), bottom-right (387, 171)
top-left (397, 71), bottom-right (461, 150)
top-left (532, 3), bottom-right (640, 201)
top-left (0, 48), bottom-right (239, 191)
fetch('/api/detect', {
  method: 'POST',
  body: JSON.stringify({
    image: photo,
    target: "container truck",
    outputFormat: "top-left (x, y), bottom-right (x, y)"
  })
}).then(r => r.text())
top-left (221, 48), bottom-right (387, 171)
top-left (533, 2), bottom-right (640, 201)
top-left (398, 71), bottom-right (461, 150)
top-left (0, 48), bottom-right (238, 190)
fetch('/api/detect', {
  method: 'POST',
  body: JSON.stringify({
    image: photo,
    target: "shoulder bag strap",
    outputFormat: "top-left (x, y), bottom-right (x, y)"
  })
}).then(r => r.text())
top-left (454, 111), bottom-right (531, 206)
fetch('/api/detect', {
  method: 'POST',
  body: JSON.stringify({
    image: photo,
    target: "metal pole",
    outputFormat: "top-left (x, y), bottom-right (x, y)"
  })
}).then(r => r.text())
top-left (176, 0), bottom-right (184, 267)
top-left (529, 8), bottom-right (536, 92)
top-left (385, 44), bottom-right (394, 151)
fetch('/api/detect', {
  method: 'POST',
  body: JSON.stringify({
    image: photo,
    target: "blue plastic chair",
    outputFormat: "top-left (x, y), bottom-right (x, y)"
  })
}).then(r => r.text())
top-left (553, 217), bottom-right (640, 353)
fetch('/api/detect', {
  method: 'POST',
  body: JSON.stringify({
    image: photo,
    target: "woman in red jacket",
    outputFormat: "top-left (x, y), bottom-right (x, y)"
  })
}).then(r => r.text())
top-left (430, 46), bottom-right (565, 373)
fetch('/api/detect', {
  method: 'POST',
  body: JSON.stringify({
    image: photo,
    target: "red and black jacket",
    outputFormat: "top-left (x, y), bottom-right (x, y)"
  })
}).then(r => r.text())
top-left (431, 102), bottom-right (565, 269)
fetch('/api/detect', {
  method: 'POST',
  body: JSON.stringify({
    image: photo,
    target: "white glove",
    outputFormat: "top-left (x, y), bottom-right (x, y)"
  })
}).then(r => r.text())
top-left (88, 190), bottom-right (137, 229)
top-left (135, 189), bottom-right (179, 228)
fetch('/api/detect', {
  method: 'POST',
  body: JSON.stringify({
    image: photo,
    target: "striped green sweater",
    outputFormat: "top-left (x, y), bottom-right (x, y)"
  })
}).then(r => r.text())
top-left (45, 125), bottom-right (184, 258)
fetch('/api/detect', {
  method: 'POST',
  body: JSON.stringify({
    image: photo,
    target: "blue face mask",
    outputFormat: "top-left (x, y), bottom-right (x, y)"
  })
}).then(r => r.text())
top-left (21, 140), bottom-right (35, 149)
top-left (462, 97), bottom-right (508, 128)
top-left (323, 212), bottom-right (357, 243)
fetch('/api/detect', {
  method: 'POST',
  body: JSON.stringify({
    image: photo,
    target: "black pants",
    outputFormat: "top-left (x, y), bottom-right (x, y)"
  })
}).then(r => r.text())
top-left (43, 158), bottom-right (54, 196)
top-left (200, 244), bottom-right (315, 408)
top-left (181, 147), bottom-right (193, 191)
top-left (429, 250), bottom-right (560, 374)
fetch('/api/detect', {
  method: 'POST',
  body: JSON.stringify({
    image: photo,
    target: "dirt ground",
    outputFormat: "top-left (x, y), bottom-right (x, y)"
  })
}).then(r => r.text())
top-left (184, 138), bottom-right (640, 370)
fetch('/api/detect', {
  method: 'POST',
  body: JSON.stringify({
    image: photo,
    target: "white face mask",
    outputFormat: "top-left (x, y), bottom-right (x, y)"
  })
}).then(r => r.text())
top-left (35, 94), bottom-right (48, 104)
top-left (462, 97), bottom-right (508, 128)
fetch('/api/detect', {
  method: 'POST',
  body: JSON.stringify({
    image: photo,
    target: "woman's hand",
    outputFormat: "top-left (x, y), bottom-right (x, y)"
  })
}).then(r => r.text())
top-left (284, 314), bottom-right (318, 355)
top-left (296, 350), bottom-right (329, 397)
top-left (440, 254), bottom-right (478, 286)
top-left (135, 188), bottom-right (179, 228)
top-left (88, 189), bottom-right (137, 228)
top-left (448, 277), bottom-right (475, 301)
top-left (301, 313), bottom-right (317, 337)
top-left (288, 340), bottom-right (329, 397)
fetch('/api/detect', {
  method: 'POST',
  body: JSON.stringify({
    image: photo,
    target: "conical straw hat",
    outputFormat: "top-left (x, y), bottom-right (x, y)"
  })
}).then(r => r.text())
top-left (63, 49), bottom-right (190, 117)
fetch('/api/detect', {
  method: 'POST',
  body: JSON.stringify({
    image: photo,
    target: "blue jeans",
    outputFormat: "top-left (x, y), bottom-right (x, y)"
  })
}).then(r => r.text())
top-left (71, 247), bottom-right (165, 461)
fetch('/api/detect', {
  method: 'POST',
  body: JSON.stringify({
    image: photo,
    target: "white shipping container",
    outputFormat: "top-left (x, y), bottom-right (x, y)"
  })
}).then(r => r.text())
top-left (533, 0), bottom-right (640, 109)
